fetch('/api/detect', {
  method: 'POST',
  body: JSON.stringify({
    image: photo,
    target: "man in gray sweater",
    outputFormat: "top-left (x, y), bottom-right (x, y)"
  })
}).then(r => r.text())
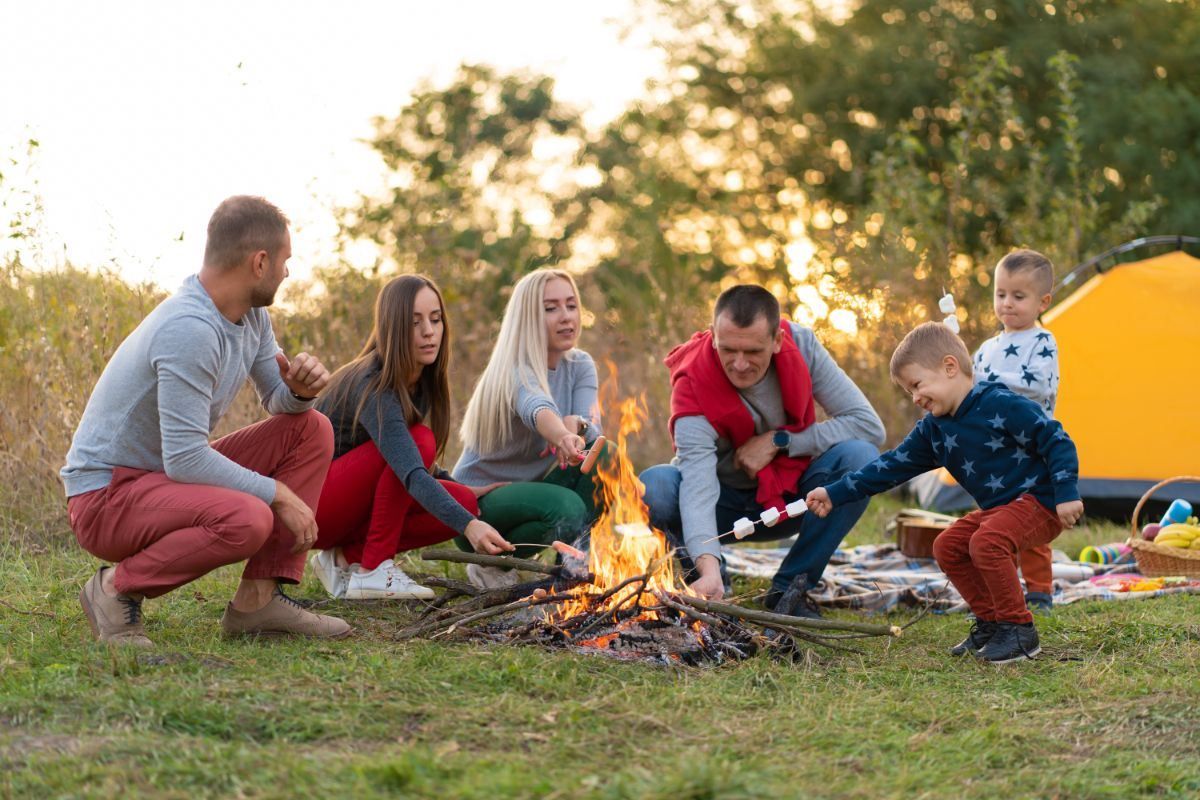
top-left (640, 285), bottom-right (885, 614)
top-left (62, 196), bottom-right (349, 646)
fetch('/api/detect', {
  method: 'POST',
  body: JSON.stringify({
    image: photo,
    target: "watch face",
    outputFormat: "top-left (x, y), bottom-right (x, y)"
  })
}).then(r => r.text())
top-left (773, 430), bottom-right (789, 448)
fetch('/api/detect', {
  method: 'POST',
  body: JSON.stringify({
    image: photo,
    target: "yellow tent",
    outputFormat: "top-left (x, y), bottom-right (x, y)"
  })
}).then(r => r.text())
top-left (1043, 244), bottom-right (1200, 513)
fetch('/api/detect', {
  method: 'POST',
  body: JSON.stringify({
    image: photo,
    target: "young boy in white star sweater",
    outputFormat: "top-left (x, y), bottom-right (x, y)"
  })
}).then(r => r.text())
top-left (806, 322), bottom-right (1083, 664)
top-left (974, 249), bottom-right (1060, 612)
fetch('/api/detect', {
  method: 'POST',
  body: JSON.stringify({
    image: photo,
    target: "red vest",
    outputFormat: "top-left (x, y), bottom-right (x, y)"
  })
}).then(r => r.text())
top-left (665, 321), bottom-right (816, 511)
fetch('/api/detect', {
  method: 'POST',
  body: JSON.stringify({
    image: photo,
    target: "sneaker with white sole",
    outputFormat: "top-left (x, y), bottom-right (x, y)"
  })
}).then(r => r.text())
top-left (466, 563), bottom-right (521, 591)
top-left (309, 548), bottom-right (349, 598)
top-left (344, 559), bottom-right (435, 600)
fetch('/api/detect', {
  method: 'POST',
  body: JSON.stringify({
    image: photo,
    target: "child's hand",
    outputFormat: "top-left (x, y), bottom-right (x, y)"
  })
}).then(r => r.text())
top-left (1056, 500), bottom-right (1084, 528)
top-left (806, 487), bottom-right (833, 518)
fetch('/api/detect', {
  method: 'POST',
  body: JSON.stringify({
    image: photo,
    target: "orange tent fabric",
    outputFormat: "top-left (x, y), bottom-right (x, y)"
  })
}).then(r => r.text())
top-left (1043, 250), bottom-right (1200, 483)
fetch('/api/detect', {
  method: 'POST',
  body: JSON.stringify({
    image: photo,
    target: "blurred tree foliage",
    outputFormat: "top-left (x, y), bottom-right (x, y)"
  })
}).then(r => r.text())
top-left (333, 0), bottom-right (1192, 451)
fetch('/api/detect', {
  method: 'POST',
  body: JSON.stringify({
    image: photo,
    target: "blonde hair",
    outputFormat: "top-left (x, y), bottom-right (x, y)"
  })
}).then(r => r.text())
top-left (997, 248), bottom-right (1055, 296)
top-left (460, 269), bottom-right (582, 455)
top-left (889, 322), bottom-right (974, 381)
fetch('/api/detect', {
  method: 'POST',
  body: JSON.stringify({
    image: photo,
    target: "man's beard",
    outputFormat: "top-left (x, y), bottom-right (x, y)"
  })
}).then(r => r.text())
top-left (250, 283), bottom-right (279, 308)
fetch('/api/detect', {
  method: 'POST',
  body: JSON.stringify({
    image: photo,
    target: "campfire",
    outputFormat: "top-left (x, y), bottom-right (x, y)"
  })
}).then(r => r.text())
top-left (399, 388), bottom-right (904, 666)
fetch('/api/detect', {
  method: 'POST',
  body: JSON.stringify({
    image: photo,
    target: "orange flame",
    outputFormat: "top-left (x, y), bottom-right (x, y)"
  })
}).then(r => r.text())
top-left (556, 372), bottom-right (689, 623)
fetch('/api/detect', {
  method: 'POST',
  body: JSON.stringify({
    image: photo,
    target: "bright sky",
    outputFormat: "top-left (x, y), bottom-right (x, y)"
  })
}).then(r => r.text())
top-left (0, 0), bottom-right (662, 288)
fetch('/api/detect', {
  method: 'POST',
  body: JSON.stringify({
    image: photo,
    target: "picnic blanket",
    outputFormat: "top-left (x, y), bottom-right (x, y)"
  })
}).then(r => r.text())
top-left (722, 542), bottom-right (1200, 613)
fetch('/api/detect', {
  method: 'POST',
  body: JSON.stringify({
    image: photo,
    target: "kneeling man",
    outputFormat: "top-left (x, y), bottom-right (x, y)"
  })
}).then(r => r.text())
top-left (640, 285), bottom-right (885, 615)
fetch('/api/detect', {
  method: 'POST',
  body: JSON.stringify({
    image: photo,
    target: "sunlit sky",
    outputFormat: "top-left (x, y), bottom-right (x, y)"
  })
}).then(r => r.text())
top-left (1, 1), bottom-right (663, 289)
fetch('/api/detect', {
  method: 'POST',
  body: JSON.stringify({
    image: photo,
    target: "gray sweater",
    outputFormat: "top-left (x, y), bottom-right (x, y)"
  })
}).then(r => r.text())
top-left (317, 366), bottom-right (475, 535)
top-left (61, 275), bottom-right (312, 503)
top-left (452, 350), bottom-right (601, 485)
top-left (674, 322), bottom-right (886, 561)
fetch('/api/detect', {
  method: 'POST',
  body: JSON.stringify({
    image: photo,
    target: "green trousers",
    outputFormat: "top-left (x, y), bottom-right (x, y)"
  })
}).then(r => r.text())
top-left (455, 445), bottom-right (610, 554)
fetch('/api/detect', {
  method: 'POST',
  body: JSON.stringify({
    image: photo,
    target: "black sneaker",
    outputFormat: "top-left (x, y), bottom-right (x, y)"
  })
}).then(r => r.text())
top-left (949, 619), bottom-right (998, 657)
top-left (1025, 591), bottom-right (1053, 614)
top-left (764, 590), bottom-right (823, 619)
top-left (978, 622), bottom-right (1041, 664)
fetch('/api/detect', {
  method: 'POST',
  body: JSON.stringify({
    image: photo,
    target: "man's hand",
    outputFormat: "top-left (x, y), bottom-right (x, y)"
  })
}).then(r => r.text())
top-left (688, 554), bottom-right (725, 600)
top-left (275, 351), bottom-right (330, 399)
top-left (733, 431), bottom-right (780, 479)
top-left (272, 480), bottom-right (318, 553)
top-left (806, 487), bottom-right (833, 518)
top-left (464, 519), bottom-right (515, 555)
top-left (469, 481), bottom-right (510, 499)
top-left (1057, 499), bottom-right (1084, 528)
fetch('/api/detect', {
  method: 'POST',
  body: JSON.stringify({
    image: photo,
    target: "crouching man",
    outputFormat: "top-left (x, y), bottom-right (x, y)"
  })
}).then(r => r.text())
top-left (62, 195), bottom-right (349, 646)
top-left (639, 285), bottom-right (885, 615)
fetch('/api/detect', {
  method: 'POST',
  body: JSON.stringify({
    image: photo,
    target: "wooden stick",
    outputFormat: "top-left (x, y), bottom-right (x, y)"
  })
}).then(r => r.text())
top-left (671, 594), bottom-right (902, 637)
top-left (440, 592), bottom-right (576, 636)
top-left (655, 592), bottom-right (724, 629)
top-left (421, 548), bottom-right (564, 575)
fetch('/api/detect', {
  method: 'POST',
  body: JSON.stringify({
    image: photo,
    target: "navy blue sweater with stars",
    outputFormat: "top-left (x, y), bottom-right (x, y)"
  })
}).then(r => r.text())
top-left (825, 382), bottom-right (1080, 513)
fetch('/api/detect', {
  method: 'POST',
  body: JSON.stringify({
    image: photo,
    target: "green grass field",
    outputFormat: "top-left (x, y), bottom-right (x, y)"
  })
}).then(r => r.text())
top-left (4, 498), bottom-right (1198, 800)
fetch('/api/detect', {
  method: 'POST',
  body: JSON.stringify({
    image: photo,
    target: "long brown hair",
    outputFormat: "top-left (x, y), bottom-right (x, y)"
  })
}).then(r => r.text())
top-left (321, 274), bottom-right (452, 460)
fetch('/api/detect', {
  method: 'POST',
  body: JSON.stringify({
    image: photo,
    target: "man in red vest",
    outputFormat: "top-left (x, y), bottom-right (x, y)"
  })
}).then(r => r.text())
top-left (640, 285), bottom-right (884, 614)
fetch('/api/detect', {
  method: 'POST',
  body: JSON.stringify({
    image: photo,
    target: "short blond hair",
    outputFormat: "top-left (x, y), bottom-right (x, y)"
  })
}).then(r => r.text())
top-left (997, 249), bottom-right (1054, 296)
top-left (889, 322), bottom-right (973, 381)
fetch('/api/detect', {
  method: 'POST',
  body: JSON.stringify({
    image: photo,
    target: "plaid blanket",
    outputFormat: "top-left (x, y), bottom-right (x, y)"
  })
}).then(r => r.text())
top-left (722, 542), bottom-right (1200, 613)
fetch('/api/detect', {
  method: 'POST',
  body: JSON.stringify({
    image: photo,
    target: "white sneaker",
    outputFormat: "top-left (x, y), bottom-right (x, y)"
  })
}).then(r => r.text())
top-left (466, 563), bottom-right (521, 591)
top-left (309, 548), bottom-right (349, 598)
top-left (344, 560), bottom-right (435, 600)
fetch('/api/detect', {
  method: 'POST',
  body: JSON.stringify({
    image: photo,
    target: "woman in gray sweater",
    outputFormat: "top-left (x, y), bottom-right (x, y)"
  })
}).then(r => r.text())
top-left (310, 275), bottom-right (513, 599)
top-left (452, 269), bottom-right (607, 589)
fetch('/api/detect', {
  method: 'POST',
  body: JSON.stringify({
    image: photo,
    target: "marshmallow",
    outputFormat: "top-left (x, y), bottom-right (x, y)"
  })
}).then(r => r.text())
top-left (785, 499), bottom-right (807, 518)
top-left (760, 507), bottom-right (781, 527)
top-left (943, 315), bottom-right (960, 334)
top-left (732, 517), bottom-right (756, 540)
top-left (938, 293), bottom-right (956, 315)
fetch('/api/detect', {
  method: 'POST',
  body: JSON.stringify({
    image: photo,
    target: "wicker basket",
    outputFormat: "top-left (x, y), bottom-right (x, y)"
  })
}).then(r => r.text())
top-left (1127, 476), bottom-right (1200, 578)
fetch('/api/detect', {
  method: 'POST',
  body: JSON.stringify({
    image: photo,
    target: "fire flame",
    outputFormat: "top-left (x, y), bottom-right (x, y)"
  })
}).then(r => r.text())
top-left (555, 391), bottom-right (688, 622)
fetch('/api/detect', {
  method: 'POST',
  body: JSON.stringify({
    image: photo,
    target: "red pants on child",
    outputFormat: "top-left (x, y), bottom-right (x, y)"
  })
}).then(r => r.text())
top-left (313, 424), bottom-right (477, 570)
top-left (932, 494), bottom-right (1063, 625)
top-left (68, 410), bottom-right (334, 598)
top-left (1020, 544), bottom-right (1054, 595)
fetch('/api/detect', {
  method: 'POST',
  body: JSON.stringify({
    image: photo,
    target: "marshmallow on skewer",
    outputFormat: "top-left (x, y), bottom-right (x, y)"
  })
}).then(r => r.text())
top-left (943, 315), bottom-right (960, 334)
top-left (785, 499), bottom-right (807, 518)
top-left (760, 507), bottom-right (782, 527)
top-left (732, 516), bottom-right (756, 540)
top-left (938, 293), bottom-right (956, 315)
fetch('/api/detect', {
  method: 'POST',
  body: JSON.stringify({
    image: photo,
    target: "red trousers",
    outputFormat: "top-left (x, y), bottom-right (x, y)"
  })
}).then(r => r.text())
top-left (313, 425), bottom-right (477, 570)
top-left (68, 410), bottom-right (334, 599)
top-left (932, 494), bottom-right (1063, 625)
top-left (1021, 544), bottom-right (1054, 595)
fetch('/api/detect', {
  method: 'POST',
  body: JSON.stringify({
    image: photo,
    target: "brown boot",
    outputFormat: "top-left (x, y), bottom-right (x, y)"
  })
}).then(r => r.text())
top-left (220, 586), bottom-right (351, 639)
top-left (79, 567), bottom-right (154, 648)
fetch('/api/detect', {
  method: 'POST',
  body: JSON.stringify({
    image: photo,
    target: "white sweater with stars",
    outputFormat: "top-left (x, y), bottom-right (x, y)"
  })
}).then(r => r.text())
top-left (973, 327), bottom-right (1059, 416)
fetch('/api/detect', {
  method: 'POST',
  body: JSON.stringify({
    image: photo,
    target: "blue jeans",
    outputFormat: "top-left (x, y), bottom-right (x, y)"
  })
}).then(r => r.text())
top-left (639, 440), bottom-right (877, 594)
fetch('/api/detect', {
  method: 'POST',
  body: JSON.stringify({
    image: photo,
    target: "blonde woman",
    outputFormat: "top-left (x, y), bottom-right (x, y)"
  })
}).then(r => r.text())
top-left (452, 269), bottom-right (606, 588)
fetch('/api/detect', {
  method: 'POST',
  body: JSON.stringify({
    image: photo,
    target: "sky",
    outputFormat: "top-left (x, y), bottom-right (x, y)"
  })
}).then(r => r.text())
top-left (0, 1), bottom-right (663, 288)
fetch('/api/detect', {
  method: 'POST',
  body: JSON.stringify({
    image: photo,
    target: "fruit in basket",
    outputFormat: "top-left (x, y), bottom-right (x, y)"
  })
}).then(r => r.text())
top-left (1141, 523), bottom-right (1161, 541)
top-left (1154, 523), bottom-right (1200, 549)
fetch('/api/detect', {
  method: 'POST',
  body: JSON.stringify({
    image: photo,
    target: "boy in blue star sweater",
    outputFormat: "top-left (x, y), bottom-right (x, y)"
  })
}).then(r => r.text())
top-left (807, 322), bottom-right (1084, 664)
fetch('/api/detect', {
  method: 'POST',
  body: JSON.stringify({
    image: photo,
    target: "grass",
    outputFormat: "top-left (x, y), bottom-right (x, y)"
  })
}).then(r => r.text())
top-left (4, 498), bottom-right (1199, 799)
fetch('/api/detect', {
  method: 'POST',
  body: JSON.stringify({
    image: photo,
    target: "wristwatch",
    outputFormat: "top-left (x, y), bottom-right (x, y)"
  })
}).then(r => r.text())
top-left (772, 429), bottom-right (790, 451)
